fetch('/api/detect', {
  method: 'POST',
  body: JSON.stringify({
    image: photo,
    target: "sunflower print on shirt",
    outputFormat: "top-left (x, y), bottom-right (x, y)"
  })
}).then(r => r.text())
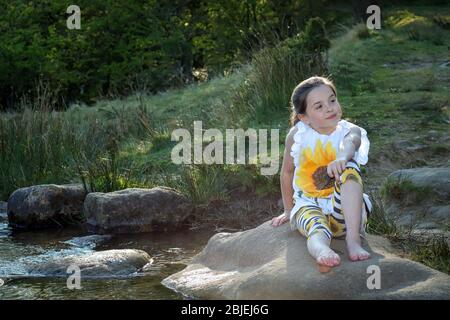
top-left (295, 139), bottom-right (336, 198)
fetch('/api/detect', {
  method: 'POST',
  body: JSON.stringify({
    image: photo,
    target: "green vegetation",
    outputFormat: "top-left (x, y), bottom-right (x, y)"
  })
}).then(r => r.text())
top-left (233, 17), bottom-right (330, 126)
top-left (0, 14), bottom-right (331, 204)
top-left (380, 175), bottom-right (432, 206)
top-left (0, 3), bottom-right (449, 271)
top-left (367, 193), bottom-right (449, 274)
top-left (410, 235), bottom-right (449, 274)
top-left (0, 0), bottom-right (343, 111)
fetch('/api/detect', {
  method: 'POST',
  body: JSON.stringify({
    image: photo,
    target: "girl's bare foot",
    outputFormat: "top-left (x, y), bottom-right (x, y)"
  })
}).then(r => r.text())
top-left (307, 233), bottom-right (341, 273)
top-left (346, 237), bottom-right (371, 261)
top-left (316, 247), bottom-right (341, 273)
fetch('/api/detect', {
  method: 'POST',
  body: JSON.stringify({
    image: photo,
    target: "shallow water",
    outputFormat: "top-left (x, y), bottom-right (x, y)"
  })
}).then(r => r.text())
top-left (0, 220), bottom-right (217, 300)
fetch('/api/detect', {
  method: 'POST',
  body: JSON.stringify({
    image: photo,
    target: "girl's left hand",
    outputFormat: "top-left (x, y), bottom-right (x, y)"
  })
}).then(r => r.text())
top-left (327, 158), bottom-right (347, 183)
top-left (271, 213), bottom-right (289, 227)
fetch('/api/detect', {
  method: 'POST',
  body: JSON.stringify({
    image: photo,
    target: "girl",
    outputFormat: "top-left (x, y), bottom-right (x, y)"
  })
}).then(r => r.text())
top-left (271, 76), bottom-right (373, 273)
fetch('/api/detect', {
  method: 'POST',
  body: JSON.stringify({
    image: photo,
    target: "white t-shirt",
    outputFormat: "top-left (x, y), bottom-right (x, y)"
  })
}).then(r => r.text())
top-left (288, 119), bottom-right (371, 225)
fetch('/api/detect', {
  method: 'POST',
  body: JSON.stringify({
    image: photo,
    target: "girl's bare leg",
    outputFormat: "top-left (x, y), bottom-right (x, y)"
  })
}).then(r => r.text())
top-left (340, 179), bottom-right (371, 261)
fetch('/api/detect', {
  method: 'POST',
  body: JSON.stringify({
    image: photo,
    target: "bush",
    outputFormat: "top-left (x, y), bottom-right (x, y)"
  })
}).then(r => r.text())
top-left (0, 1), bottom-right (200, 110)
top-left (160, 164), bottom-right (231, 206)
top-left (0, 1), bottom-right (337, 111)
top-left (386, 10), bottom-right (445, 45)
top-left (405, 24), bottom-right (444, 45)
top-left (433, 14), bottom-right (450, 29)
top-left (232, 17), bottom-right (330, 125)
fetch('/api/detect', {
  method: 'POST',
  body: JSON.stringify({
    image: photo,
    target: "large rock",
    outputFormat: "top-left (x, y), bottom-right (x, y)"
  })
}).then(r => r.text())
top-left (84, 187), bottom-right (194, 234)
top-left (387, 167), bottom-right (450, 198)
top-left (382, 168), bottom-right (450, 230)
top-left (162, 222), bottom-right (450, 299)
top-left (26, 249), bottom-right (152, 277)
top-left (7, 184), bottom-right (87, 230)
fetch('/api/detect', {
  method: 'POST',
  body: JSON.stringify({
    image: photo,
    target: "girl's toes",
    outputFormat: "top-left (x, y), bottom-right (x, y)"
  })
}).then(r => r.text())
top-left (317, 256), bottom-right (330, 267)
top-left (358, 251), bottom-right (371, 261)
top-left (333, 255), bottom-right (341, 266)
top-left (317, 252), bottom-right (340, 267)
top-left (349, 254), bottom-right (360, 261)
top-left (347, 242), bottom-right (371, 262)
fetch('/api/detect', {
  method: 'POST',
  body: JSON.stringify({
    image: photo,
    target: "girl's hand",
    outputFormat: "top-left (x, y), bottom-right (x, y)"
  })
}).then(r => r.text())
top-left (327, 158), bottom-right (347, 183)
top-left (271, 212), bottom-right (289, 227)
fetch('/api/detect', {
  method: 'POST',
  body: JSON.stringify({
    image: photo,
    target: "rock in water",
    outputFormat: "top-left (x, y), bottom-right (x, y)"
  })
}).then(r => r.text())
top-left (26, 249), bottom-right (152, 277)
top-left (162, 221), bottom-right (450, 299)
top-left (84, 187), bottom-right (194, 234)
top-left (7, 184), bottom-right (86, 230)
top-left (62, 234), bottom-right (113, 249)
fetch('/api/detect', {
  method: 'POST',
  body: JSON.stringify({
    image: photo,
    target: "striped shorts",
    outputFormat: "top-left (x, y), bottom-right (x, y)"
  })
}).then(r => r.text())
top-left (293, 161), bottom-right (372, 240)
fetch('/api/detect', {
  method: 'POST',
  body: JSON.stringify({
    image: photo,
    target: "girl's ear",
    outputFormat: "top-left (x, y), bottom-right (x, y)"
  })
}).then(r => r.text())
top-left (298, 113), bottom-right (309, 125)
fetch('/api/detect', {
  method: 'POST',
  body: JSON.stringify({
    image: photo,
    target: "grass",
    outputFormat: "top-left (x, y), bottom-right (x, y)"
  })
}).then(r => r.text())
top-left (330, 5), bottom-right (450, 273)
top-left (232, 41), bottom-right (327, 126)
top-left (328, 5), bottom-right (449, 182)
top-left (410, 235), bottom-right (450, 274)
top-left (380, 175), bottom-right (433, 206)
top-left (367, 193), bottom-right (449, 274)
top-left (0, 3), bottom-right (449, 271)
top-left (1, 6), bottom-right (448, 198)
top-left (366, 193), bottom-right (400, 237)
top-left (433, 14), bottom-right (450, 29)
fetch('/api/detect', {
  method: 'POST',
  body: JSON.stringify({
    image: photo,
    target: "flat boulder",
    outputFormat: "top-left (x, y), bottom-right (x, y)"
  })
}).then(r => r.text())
top-left (26, 249), bottom-right (152, 277)
top-left (84, 187), bottom-right (194, 234)
top-left (162, 222), bottom-right (450, 299)
top-left (7, 184), bottom-right (86, 230)
top-left (386, 167), bottom-right (450, 198)
top-left (382, 168), bottom-right (450, 232)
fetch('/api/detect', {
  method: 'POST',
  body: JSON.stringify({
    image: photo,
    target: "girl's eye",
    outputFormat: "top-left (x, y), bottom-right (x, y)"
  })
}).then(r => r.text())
top-left (331, 99), bottom-right (336, 103)
top-left (316, 105), bottom-right (322, 109)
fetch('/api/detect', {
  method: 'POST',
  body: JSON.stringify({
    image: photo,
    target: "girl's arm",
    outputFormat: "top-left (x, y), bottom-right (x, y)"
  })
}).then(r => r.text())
top-left (327, 127), bottom-right (361, 181)
top-left (271, 127), bottom-right (297, 226)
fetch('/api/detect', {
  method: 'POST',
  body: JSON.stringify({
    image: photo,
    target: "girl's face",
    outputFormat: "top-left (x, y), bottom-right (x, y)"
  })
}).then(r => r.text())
top-left (298, 84), bottom-right (342, 135)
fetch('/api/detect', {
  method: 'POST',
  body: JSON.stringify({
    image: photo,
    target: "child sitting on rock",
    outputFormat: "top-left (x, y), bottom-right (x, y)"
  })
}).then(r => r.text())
top-left (271, 76), bottom-right (373, 273)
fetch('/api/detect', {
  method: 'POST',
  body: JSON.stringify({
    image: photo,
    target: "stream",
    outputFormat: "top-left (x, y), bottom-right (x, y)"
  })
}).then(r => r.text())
top-left (0, 217), bottom-right (217, 300)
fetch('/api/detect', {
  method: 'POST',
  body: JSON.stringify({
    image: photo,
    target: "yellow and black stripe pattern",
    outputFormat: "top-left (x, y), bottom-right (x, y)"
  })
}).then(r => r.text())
top-left (294, 160), bottom-right (371, 239)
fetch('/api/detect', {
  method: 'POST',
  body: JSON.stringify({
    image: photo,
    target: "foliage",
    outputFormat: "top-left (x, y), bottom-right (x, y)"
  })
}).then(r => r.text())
top-left (233, 17), bottom-right (330, 125)
top-left (0, 0), bottom-right (334, 111)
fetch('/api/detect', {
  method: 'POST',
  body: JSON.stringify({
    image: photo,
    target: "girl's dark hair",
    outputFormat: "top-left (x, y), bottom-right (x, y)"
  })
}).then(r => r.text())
top-left (289, 76), bottom-right (337, 126)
